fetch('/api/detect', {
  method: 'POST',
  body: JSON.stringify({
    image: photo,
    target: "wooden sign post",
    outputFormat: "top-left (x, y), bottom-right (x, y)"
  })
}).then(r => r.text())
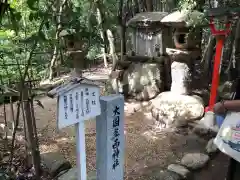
top-left (96, 95), bottom-right (125, 180)
top-left (52, 79), bottom-right (101, 180)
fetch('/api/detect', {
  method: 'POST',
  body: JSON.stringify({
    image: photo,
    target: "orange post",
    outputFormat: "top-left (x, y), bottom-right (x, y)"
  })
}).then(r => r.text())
top-left (208, 36), bottom-right (225, 111)
top-left (206, 17), bottom-right (231, 112)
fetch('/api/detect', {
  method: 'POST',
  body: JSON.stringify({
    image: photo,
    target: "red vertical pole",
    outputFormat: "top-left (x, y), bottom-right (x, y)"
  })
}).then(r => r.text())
top-left (208, 36), bottom-right (225, 111)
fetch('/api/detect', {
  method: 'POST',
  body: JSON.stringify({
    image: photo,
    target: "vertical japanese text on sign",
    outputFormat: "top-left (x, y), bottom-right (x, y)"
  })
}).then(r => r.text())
top-left (112, 106), bottom-right (120, 170)
top-left (75, 92), bottom-right (79, 119)
top-left (64, 95), bottom-right (68, 119)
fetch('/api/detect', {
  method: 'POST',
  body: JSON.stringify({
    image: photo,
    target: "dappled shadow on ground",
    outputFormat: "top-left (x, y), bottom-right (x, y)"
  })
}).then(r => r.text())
top-left (0, 96), bottom-right (229, 179)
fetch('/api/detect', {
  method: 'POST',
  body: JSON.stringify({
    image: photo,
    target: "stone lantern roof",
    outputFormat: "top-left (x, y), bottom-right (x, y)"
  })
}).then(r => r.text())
top-left (161, 10), bottom-right (206, 28)
top-left (127, 12), bottom-right (169, 28)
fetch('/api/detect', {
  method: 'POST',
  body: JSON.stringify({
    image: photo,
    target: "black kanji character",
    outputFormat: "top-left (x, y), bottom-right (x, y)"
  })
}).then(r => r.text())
top-left (112, 163), bottom-right (116, 170)
top-left (112, 138), bottom-right (120, 149)
top-left (86, 99), bottom-right (90, 113)
top-left (92, 100), bottom-right (96, 105)
top-left (92, 92), bottom-right (95, 96)
top-left (112, 159), bottom-right (119, 170)
top-left (112, 148), bottom-right (120, 160)
top-left (113, 106), bottom-right (120, 116)
top-left (113, 116), bottom-right (120, 127)
top-left (75, 92), bottom-right (79, 100)
top-left (64, 95), bottom-right (68, 109)
top-left (69, 94), bottom-right (73, 112)
top-left (76, 104), bottom-right (79, 119)
top-left (85, 88), bottom-right (89, 95)
top-left (113, 128), bottom-right (120, 138)
top-left (64, 95), bottom-right (67, 103)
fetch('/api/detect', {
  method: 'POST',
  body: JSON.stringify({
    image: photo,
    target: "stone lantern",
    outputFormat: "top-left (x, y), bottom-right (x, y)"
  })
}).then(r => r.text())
top-left (60, 29), bottom-right (88, 77)
top-left (161, 10), bottom-right (203, 94)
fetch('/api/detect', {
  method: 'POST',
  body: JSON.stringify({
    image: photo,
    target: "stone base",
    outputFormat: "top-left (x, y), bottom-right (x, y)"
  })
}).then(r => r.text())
top-left (110, 63), bottom-right (164, 101)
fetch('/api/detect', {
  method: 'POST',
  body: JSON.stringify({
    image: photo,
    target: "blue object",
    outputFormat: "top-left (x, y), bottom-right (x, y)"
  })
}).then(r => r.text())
top-left (215, 114), bottom-right (225, 128)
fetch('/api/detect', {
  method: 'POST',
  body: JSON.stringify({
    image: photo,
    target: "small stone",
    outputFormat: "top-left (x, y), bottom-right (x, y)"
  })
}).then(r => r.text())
top-left (168, 164), bottom-right (190, 178)
top-left (181, 153), bottom-right (209, 170)
top-left (193, 123), bottom-right (209, 135)
top-left (193, 123), bottom-right (218, 138)
top-left (206, 138), bottom-right (218, 154)
top-left (158, 170), bottom-right (183, 180)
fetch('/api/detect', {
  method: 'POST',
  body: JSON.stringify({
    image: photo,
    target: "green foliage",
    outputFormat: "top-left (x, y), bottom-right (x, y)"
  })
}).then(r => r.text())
top-left (2, 0), bottom-right (207, 85)
top-left (87, 45), bottom-right (102, 60)
top-left (178, 0), bottom-right (198, 10)
top-left (0, 0), bottom-right (101, 84)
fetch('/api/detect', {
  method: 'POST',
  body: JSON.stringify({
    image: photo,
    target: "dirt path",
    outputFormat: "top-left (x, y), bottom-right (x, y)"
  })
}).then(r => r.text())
top-left (0, 66), bottom-right (231, 179)
top-left (0, 96), bottom-right (231, 179)
top-left (193, 153), bottom-right (229, 180)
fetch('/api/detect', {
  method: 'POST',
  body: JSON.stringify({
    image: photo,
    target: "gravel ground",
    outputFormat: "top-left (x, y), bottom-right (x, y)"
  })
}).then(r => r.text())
top-left (0, 66), bottom-right (231, 179)
top-left (0, 96), bottom-right (230, 179)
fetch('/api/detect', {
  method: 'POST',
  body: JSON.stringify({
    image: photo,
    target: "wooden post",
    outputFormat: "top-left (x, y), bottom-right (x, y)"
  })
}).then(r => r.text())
top-left (22, 88), bottom-right (41, 179)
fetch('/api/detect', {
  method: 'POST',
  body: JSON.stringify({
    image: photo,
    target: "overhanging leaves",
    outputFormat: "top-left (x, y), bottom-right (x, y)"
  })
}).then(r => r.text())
top-left (27, 0), bottom-right (39, 10)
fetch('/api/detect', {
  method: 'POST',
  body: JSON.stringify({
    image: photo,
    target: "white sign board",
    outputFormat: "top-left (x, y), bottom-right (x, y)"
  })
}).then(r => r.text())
top-left (57, 84), bottom-right (101, 129)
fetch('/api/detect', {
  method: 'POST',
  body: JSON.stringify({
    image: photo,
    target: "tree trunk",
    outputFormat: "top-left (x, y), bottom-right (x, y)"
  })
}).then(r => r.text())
top-left (118, 0), bottom-right (126, 61)
top-left (230, 20), bottom-right (240, 79)
top-left (10, 96), bottom-right (15, 136)
top-left (145, 0), bottom-right (153, 11)
top-left (133, 0), bottom-right (139, 14)
top-left (202, 36), bottom-right (216, 85)
top-left (120, 24), bottom-right (126, 61)
top-left (49, 46), bottom-right (58, 80)
top-left (22, 88), bottom-right (41, 179)
top-left (49, 0), bottom-right (67, 80)
top-left (107, 29), bottom-right (118, 70)
top-left (96, 6), bottom-right (108, 67)
top-left (225, 21), bottom-right (237, 80)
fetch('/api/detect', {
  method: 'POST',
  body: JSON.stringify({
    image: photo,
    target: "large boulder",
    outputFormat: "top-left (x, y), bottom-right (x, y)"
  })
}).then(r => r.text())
top-left (40, 152), bottom-right (71, 178)
top-left (110, 63), bottom-right (164, 101)
top-left (151, 92), bottom-right (204, 127)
